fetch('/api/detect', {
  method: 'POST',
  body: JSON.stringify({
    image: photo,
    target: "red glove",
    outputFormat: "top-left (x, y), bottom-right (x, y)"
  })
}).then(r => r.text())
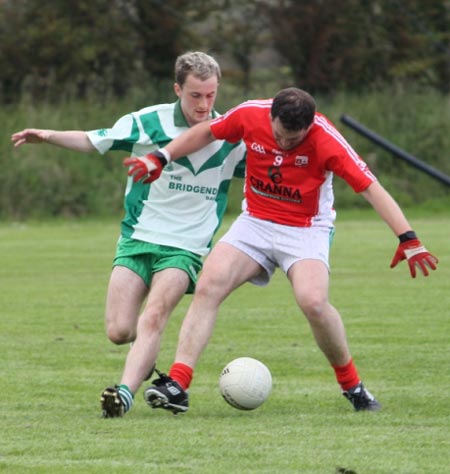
top-left (390, 232), bottom-right (438, 278)
top-left (123, 150), bottom-right (169, 184)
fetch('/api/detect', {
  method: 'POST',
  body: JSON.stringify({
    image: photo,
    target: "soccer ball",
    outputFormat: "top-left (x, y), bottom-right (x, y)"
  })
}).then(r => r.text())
top-left (219, 357), bottom-right (272, 410)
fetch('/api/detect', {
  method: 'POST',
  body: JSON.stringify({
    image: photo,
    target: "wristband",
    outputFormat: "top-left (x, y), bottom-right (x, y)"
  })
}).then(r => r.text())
top-left (157, 148), bottom-right (171, 164)
top-left (398, 230), bottom-right (417, 243)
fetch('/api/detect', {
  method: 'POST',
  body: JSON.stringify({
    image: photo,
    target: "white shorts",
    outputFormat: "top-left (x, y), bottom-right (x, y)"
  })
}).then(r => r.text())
top-left (219, 213), bottom-right (335, 286)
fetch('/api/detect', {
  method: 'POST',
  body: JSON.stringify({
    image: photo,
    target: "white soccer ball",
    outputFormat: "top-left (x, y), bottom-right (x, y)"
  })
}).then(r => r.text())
top-left (219, 357), bottom-right (272, 410)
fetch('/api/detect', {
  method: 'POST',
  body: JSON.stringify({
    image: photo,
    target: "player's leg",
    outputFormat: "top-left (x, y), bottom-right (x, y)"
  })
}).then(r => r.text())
top-left (288, 259), bottom-right (380, 411)
top-left (176, 242), bottom-right (262, 367)
top-left (101, 265), bottom-right (149, 417)
top-left (101, 268), bottom-right (189, 418)
top-left (101, 246), bottom-right (202, 418)
top-left (288, 259), bottom-right (350, 365)
top-left (119, 267), bottom-right (190, 394)
top-left (104, 265), bottom-right (149, 344)
top-left (144, 242), bottom-right (263, 413)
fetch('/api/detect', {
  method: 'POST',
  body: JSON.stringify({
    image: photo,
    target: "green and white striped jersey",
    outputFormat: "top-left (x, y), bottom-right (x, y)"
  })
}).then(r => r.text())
top-left (87, 100), bottom-right (246, 256)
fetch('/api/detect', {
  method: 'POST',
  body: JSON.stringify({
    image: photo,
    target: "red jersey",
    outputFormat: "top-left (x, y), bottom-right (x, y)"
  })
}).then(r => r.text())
top-left (210, 99), bottom-right (376, 227)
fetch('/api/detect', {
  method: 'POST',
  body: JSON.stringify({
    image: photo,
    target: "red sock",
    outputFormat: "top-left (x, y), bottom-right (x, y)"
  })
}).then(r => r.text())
top-left (332, 358), bottom-right (360, 391)
top-left (169, 362), bottom-right (193, 390)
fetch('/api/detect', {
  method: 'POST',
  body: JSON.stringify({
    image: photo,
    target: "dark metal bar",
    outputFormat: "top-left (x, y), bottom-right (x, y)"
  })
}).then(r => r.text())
top-left (340, 114), bottom-right (450, 187)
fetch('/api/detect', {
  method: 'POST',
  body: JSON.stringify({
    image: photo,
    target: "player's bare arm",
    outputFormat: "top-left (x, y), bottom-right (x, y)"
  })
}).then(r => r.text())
top-left (11, 129), bottom-right (95, 153)
top-left (164, 120), bottom-right (216, 160)
top-left (361, 181), bottom-right (412, 236)
top-left (361, 181), bottom-right (438, 277)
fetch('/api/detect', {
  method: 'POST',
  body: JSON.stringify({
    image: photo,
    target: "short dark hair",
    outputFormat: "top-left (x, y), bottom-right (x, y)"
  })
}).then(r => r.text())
top-left (271, 88), bottom-right (316, 131)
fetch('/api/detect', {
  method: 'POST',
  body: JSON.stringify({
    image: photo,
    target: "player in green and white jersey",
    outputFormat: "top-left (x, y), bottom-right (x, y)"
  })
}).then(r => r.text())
top-left (89, 99), bottom-right (244, 257)
top-left (11, 51), bottom-right (246, 418)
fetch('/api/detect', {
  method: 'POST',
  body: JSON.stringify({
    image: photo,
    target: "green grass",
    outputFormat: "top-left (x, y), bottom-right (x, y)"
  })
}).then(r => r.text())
top-left (1, 213), bottom-right (449, 473)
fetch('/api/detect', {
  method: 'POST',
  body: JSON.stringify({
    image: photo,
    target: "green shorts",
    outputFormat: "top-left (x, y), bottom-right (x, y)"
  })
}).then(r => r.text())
top-left (113, 237), bottom-right (203, 294)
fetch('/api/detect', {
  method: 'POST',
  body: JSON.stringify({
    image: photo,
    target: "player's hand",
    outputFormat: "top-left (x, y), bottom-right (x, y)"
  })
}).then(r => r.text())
top-left (390, 236), bottom-right (438, 278)
top-left (123, 150), bottom-right (168, 184)
top-left (11, 129), bottom-right (52, 147)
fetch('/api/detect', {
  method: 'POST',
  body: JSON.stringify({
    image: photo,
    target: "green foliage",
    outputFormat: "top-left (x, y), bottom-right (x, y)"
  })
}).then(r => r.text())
top-left (260, 0), bottom-right (450, 94)
top-left (130, 0), bottom-right (216, 79)
top-left (0, 0), bottom-right (201, 103)
top-left (197, 1), bottom-right (271, 94)
top-left (1, 0), bottom-right (449, 102)
top-left (1, 215), bottom-right (449, 473)
top-left (0, 1), bottom-right (135, 102)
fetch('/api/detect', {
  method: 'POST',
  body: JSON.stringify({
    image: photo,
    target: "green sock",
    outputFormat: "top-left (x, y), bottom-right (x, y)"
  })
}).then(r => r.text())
top-left (118, 384), bottom-right (134, 412)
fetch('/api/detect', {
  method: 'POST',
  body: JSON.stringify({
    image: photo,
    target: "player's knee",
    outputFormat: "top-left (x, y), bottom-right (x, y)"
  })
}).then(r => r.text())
top-left (298, 294), bottom-right (328, 320)
top-left (194, 275), bottom-right (226, 303)
top-left (106, 322), bottom-right (134, 345)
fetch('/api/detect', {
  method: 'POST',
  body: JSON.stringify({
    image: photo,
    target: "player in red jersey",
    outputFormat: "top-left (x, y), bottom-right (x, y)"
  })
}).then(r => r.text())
top-left (126, 88), bottom-right (438, 413)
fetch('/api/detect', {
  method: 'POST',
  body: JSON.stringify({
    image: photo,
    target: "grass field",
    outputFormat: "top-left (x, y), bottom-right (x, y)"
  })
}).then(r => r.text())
top-left (1, 212), bottom-right (449, 474)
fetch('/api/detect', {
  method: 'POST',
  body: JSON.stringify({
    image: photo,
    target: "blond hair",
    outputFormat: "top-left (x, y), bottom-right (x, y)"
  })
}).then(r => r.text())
top-left (175, 52), bottom-right (221, 87)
